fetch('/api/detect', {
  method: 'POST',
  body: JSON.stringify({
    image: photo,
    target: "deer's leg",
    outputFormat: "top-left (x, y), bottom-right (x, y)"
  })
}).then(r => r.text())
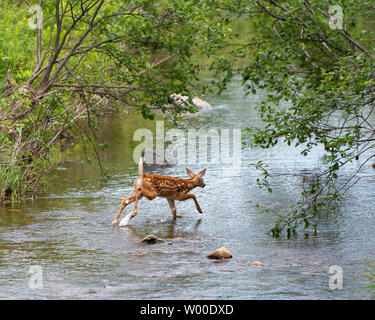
top-left (176, 193), bottom-right (202, 214)
top-left (130, 190), bottom-right (143, 219)
top-left (139, 187), bottom-right (157, 201)
top-left (112, 191), bottom-right (137, 224)
top-left (167, 198), bottom-right (177, 220)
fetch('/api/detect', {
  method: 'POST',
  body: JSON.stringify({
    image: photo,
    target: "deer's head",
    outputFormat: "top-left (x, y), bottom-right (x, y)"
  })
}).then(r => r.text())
top-left (186, 168), bottom-right (206, 188)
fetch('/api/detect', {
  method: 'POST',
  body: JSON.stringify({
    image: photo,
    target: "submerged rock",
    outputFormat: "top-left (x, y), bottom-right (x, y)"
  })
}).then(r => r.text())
top-left (141, 234), bottom-right (165, 244)
top-left (207, 247), bottom-right (232, 260)
top-left (249, 261), bottom-right (264, 267)
top-left (84, 289), bottom-right (97, 295)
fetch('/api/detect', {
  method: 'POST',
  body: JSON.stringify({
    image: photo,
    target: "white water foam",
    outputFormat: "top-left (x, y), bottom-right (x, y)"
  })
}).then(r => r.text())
top-left (119, 212), bottom-right (132, 227)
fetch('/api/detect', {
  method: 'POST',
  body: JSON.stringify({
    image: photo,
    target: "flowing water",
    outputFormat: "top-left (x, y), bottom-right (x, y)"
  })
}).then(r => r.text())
top-left (1, 79), bottom-right (375, 300)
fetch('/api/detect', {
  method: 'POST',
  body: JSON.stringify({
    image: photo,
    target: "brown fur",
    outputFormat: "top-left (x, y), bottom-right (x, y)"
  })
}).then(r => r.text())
top-left (112, 164), bottom-right (206, 224)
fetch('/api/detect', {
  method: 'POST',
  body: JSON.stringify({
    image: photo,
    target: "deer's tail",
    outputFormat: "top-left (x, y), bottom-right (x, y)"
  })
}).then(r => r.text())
top-left (136, 157), bottom-right (144, 187)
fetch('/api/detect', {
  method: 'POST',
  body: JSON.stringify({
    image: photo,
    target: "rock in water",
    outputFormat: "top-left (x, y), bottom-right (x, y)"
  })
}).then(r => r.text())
top-left (170, 94), bottom-right (212, 109)
top-left (119, 212), bottom-right (132, 227)
top-left (250, 261), bottom-right (264, 267)
top-left (207, 247), bottom-right (232, 260)
top-left (141, 234), bottom-right (164, 244)
top-left (191, 97), bottom-right (212, 109)
top-left (155, 94), bottom-right (212, 118)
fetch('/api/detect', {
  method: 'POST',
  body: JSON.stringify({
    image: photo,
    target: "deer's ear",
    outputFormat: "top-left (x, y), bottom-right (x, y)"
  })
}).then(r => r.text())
top-left (186, 168), bottom-right (195, 178)
top-left (197, 168), bottom-right (206, 177)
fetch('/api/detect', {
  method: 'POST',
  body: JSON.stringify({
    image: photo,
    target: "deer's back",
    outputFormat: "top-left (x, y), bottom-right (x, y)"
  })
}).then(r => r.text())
top-left (142, 174), bottom-right (191, 195)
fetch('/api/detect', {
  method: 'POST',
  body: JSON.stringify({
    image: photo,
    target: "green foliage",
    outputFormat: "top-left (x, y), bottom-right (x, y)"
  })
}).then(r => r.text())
top-left (365, 264), bottom-right (375, 299)
top-left (0, 2), bottom-right (35, 86)
top-left (0, 88), bottom-right (62, 200)
top-left (0, 0), bottom-right (234, 201)
top-left (229, 1), bottom-right (375, 236)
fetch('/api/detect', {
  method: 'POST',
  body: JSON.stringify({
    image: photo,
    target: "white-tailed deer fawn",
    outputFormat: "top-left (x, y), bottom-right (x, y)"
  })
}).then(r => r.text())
top-left (112, 158), bottom-right (206, 225)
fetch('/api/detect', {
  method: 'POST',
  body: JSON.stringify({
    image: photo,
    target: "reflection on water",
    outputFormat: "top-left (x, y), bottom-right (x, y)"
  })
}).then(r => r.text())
top-left (1, 80), bottom-right (375, 299)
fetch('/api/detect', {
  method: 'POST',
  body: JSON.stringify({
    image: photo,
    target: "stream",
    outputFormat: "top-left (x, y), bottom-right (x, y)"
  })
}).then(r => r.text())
top-left (1, 79), bottom-right (374, 299)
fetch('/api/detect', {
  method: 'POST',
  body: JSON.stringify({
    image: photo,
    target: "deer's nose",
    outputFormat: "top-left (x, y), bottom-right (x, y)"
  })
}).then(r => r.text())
top-left (202, 183), bottom-right (206, 188)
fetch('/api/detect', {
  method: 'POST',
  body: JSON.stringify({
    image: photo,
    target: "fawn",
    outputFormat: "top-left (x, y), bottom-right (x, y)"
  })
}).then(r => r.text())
top-left (112, 158), bottom-right (206, 225)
